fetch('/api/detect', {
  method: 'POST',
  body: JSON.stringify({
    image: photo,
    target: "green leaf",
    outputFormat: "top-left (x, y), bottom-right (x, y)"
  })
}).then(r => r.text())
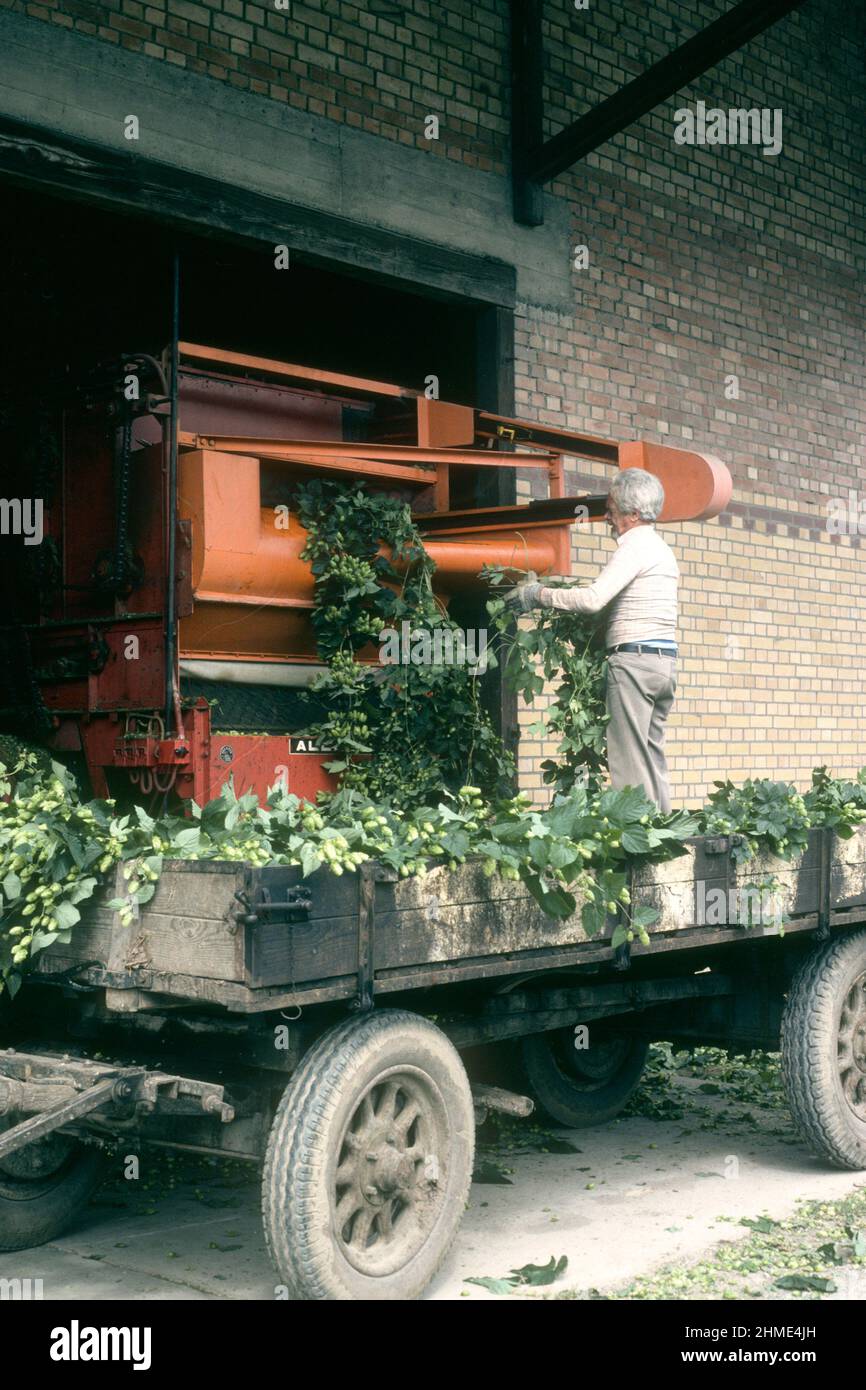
top-left (68, 876), bottom-right (98, 905)
top-left (30, 930), bottom-right (59, 952)
top-left (816, 1242), bottom-right (849, 1265)
top-left (463, 1276), bottom-right (516, 1295)
top-left (527, 837), bottom-right (549, 869)
top-left (2, 872), bottom-right (21, 901)
top-left (620, 825), bottom-right (651, 855)
top-left (510, 1255), bottom-right (568, 1286)
top-left (774, 1275), bottom-right (835, 1293)
top-left (740, 1216), bottom-right (778, 1234)
top-left (53, 900), bottom-right (81, 930)
top-left (299, 842), bottom-right (321, 877)
top-left (631, 905), bottom-right (659, 930)
top-left (173, 826), bottom-right (202, 850)
top-left (598, 786), bottom-right (654, 825)
top-left (581, 899), bottom-right (607, 938)
top-left (546, 841), bottom-right (579, 871)
top-left (523, 875), bottom-right (575, 919)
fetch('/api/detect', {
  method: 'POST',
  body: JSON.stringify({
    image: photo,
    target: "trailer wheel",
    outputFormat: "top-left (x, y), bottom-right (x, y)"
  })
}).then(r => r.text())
top-left (262, 1009), bottom-right (474, 1300)
top-left (0, 1132), bottom-right (106, 1251)
top-left (781, 927), bottom-right (866, 1170)
top-left (520, 1025), bottom-right (649, 1128)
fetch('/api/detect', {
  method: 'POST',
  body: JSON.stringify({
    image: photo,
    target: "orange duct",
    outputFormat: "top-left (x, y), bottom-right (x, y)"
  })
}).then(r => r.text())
top-left (177, 450), bottom-right (571, 663)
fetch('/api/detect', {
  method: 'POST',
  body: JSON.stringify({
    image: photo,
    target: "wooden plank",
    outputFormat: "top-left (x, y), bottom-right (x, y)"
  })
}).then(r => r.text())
top-left (632, 844), bottom-right (698, 886)
top-left (145, 865), bottom-right (244, 920)
top-left (372, 915), bottom-right (826, 995)
top-left (832, 831), bottom-right (866, 868)
top-left (247, 915), bottom-right (358, 984)
top-left (126, 915), bottom-right (245, 981)
top-left (37, 916), bottom-right (243, 983)
top-left (375, 896), bottom-right (587, 967)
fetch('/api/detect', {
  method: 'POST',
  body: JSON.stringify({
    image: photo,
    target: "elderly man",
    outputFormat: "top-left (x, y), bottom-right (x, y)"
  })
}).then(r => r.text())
top-left (507, 468), bottom-right (679, 813)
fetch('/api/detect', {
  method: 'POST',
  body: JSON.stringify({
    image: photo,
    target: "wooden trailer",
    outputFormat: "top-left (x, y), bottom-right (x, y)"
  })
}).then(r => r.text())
top-left (1, 826), bottom-right (866, 1299)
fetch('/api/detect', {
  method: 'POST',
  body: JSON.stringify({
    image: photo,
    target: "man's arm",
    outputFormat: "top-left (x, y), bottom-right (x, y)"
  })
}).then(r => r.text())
top-left (540, 539), bottom-right (643, 614)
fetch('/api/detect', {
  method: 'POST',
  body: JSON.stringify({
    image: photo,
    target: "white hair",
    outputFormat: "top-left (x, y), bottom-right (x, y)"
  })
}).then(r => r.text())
top-left (609, 468), bottom-right (665, 522)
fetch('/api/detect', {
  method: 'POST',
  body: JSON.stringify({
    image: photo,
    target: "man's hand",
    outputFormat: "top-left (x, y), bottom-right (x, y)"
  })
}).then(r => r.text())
top-left (504, 580), bottom-right (547, 614)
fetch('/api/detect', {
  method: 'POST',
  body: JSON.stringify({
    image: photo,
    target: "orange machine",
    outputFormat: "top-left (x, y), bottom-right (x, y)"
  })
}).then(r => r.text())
top-left (15, 343), bottom-right (731, 805)
top-left (174, 343), bottom-right (730, 672)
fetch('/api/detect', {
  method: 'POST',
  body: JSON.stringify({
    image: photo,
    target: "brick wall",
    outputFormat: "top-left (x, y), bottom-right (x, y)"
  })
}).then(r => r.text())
top-left (5, 0), bottom-right (865, 806)
top-left (3, 0), bottom-right (509, 168)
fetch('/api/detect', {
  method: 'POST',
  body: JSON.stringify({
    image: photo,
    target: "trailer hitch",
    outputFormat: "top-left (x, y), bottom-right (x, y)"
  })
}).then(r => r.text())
top-left (0, 1051), bottom-right (236, 1163)
top-left (0, 1076), bottom-right (122, 1160)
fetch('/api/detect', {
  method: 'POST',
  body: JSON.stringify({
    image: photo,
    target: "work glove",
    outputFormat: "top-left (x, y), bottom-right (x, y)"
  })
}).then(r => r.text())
top-left (504, 576), bottom-right (547, 613)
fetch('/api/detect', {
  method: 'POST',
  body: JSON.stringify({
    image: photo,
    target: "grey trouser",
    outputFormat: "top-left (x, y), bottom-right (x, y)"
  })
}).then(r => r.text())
top-left (605, 652), bottom-right (677, 814)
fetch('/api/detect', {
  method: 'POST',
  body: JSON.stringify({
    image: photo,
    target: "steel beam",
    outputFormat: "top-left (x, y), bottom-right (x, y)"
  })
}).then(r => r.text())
top-left (513, 0), bottom-right (808, 222)
top-left (511, 0), bottom-right (545, 226)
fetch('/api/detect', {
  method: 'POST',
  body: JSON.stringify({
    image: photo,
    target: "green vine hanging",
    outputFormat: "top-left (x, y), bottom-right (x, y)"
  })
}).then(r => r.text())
top-left (296, 479), bottom-right (511, 808)
top-left (484, 566), bottom-right (610, 796)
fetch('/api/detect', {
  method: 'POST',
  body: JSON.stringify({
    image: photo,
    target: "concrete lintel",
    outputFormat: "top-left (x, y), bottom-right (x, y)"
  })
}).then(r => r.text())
top-left (0, 12), bottom-right (573, 313)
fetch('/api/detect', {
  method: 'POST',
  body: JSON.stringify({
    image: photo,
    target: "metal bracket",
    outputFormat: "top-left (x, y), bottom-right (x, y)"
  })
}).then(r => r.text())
top-left (702, 834), bottom-right (739, 922)
top-left (354, 863), bottom-right (377, 1013)
top-left (234, 884), bottom-right (312, 926)
top-left (817, 825), bottom-right (832, 939)
top-left (611, 862), bottom-right (636, 972)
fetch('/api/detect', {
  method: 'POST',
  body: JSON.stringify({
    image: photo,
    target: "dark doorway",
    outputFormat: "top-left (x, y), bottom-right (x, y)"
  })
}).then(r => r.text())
top-left (0, 188), bottom-right (482, 407)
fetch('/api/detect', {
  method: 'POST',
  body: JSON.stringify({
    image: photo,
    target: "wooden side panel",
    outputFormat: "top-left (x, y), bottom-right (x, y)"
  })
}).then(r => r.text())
top-left (39, 862), bottom-right (247, 984)
top-left (830, 832), bottom-right (866, 909)
top-left (37, 827), bottom-right (866, 1003)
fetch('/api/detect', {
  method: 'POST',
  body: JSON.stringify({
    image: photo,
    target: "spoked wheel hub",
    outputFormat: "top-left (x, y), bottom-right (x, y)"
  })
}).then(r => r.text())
top-left (555, 1031), bottom-right (632, 1088)
top-left (837, 970), bottom-right (866, 1120)
top-left (335, 1068), bottom-right (446, 1278)
top-left (262, 1009), bottom-right (475, 1300)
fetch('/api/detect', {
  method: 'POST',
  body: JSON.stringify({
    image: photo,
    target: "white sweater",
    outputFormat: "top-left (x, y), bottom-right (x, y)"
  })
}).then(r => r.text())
top-left (540, 524), bottom-right (679, 649)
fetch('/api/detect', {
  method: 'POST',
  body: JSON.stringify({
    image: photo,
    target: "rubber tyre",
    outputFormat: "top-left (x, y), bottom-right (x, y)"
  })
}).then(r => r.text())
top-left (520, 1026), bottom-right (649, 1128)
top-left (262, 1009), bottom-right (474, 1301)
top-left (781, 927), bottom-right (866, 1170)
top-left (0, 1134), bottom-right (106, 1251)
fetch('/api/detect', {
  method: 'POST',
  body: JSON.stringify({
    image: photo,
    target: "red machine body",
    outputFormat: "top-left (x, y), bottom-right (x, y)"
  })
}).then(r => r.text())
top-left (12, 344), bottom-right (731, 807)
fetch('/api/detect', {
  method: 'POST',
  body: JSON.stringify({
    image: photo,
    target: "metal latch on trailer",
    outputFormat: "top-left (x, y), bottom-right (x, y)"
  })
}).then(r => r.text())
top-left (0, 1050), bottom-right (235, 1163)
top-left (234, 884), bottom-right (313, 926)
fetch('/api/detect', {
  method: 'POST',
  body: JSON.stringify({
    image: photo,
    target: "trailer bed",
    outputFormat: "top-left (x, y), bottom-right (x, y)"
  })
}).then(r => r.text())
top-left (33, 826), bottom-right (866, 1013)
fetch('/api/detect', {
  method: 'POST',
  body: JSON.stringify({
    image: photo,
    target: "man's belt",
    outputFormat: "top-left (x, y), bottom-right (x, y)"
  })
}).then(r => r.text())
top-left (608, 642), bottom-right (678, 656)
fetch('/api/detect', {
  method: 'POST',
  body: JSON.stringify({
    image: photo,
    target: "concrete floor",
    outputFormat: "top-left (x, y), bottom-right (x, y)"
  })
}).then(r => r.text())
top-left (4, 1069), bottom-right (865, 1302)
